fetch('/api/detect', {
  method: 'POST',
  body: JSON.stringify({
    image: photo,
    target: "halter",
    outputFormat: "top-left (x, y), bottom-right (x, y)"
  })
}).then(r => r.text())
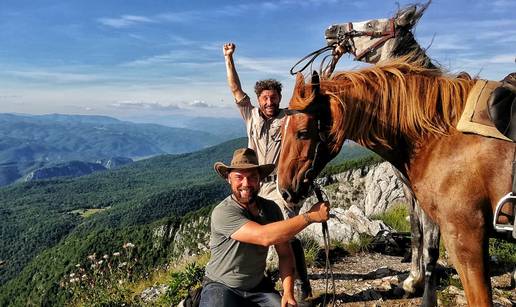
top-left (330, 18), bottom-right (396, 61)
top-left (284, 108), bottom-right (331, 186)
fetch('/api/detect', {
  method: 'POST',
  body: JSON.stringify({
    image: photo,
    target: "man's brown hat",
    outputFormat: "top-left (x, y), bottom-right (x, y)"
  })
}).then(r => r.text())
top-left (214, 148), bottom-right (275, 179)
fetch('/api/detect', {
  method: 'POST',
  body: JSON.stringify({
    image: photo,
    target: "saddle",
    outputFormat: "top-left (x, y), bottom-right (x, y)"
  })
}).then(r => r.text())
top-left (488, 73), bottom-right (516, 142)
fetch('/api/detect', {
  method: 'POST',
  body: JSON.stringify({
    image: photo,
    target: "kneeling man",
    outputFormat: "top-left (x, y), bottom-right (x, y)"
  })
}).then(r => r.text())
top-left (200, 148), bottom-right (329, 307)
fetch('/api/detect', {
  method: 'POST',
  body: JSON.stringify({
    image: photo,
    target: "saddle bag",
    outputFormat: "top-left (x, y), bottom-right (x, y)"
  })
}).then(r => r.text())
top-left (488, 74), bottom-right (516, 141)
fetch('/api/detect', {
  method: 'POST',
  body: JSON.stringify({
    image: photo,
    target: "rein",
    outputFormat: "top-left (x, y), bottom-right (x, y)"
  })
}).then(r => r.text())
top-left (290, 45), bottom-right (335, 76)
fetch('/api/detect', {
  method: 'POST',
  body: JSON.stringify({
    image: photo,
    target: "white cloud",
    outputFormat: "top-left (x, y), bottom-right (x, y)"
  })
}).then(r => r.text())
top-left (121, 49), bottom-right (221, 69)
top-left (111, 101), bottom-right (181, 111)
top-left (156, 11), bottom-right (200, 23)
top-left (480, 54), bottom-right (515, 64)
top-left (237, 56), bottom-right (297, 75)
top-left (189, 100), bottom-right (217, 108)
top-left (6, 70), bottom-right (106, 83)
top-left (98, 15), bottom-right (156, 28)
top-left (121, 51), bottom-right (190, 67)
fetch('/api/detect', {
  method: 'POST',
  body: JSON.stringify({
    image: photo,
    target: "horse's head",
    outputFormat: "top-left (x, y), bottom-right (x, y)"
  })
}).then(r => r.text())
top-left (278, 72), bottom-right (341, 203)
top-left (325, 1), bottom-right (430, 62)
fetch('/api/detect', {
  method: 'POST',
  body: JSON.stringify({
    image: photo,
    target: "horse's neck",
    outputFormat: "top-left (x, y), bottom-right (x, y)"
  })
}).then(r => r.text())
top-left (341, 103), bottom-right (413, 174)
top-left (354, 138), bottom-right (411, 174)
top-left (386, 30), bottom-right (435, 69)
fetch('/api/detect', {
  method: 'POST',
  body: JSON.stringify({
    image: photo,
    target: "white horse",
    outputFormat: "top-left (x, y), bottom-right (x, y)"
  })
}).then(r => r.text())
top-left (323, 2), bottom-right (444, 306)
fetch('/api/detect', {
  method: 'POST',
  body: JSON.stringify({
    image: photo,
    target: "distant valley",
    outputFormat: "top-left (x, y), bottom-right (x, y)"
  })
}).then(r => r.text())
top-left (0, 113), bottom-right (245, 186)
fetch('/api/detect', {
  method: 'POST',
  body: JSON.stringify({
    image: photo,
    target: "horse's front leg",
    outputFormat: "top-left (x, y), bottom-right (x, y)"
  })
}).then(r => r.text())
top-left (440, 215), bottom-right (492, 306)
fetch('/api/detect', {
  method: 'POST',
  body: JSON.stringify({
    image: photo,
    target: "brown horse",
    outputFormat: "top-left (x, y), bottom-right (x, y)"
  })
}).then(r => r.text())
top-left (277, 58), bottom-right (514, 306)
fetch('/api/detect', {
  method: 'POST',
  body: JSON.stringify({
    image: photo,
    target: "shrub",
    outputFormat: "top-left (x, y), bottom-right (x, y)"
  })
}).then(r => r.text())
top-left (343, 233), bottom-right (373, 254)
top-left (164, 261), bottom-right (205, 306)
top-left (372, 202), bottom-right (410, 233)
top-left (489, 238), bottom-right (516, 265)
top-left (299, 234), bottom-right (321, 267)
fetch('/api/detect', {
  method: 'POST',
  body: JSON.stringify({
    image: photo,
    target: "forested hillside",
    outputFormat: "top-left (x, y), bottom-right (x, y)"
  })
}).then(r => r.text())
top-left (0, 137), bottom-right (373, 306)
top-left (0, 137), bottom-right (251, 306)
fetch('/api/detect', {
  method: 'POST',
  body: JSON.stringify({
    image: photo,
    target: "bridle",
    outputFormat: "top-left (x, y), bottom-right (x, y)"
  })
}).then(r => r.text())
top-left (329, 18), bottom-right (396, 61)
top-left (290, 18), bottom-right (396, 76)
top-left (283, 108), bottom-right (332, 188)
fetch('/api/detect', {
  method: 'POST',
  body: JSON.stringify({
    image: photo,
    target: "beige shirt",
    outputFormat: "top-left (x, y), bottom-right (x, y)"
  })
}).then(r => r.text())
top-left (237, 94), bottom-right (286, 175)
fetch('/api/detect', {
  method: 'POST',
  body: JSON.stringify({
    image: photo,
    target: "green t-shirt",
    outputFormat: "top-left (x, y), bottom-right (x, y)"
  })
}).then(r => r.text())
top-left (205, 195), bottom-right (283, 290)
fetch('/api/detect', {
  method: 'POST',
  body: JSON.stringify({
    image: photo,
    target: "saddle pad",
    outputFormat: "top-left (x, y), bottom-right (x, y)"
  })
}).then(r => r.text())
top-left (457, 80), bottom-right (511, 142)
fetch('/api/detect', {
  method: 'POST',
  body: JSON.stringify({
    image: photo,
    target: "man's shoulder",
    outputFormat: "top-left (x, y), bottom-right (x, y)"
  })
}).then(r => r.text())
top-left (236, 93), bottom-right (253, 107)
top-left (212, 196), bottom-right (235, 214)
top-left (257, 197), bottom-right (283, 221)
top-left (275, 109), bottom-right (287, 120)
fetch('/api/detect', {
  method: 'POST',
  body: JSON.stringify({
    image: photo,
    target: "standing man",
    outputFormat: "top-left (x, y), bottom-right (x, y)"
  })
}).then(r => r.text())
top-left (199, 148), bottom-right (329, 307)
top-left (223, 42), bottom-right (312, 300)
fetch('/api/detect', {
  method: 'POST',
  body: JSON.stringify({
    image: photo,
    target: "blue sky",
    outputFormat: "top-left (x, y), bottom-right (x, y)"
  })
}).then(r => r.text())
top-left (1, 0), bottom-right (515, 121)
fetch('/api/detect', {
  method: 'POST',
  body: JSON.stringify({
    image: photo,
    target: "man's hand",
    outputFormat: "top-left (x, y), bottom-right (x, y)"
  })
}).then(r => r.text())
top-left (306, 201), bottom-right (330, 223)
top-left (223, 43), bottom-right (235, 57)
top-left (281, 292), bottom-right (297, 307)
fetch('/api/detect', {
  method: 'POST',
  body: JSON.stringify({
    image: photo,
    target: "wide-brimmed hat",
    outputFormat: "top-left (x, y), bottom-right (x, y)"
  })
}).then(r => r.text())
top-left (214, 148), bottom-right (275, 179)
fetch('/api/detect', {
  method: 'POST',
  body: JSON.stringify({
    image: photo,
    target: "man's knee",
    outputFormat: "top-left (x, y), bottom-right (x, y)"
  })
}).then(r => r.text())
top-left (199, 282), bottom-right (242, 307)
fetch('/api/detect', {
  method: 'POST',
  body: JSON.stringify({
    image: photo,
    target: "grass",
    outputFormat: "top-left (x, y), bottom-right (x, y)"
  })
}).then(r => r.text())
top-left (342, 233), bottom-right (374, 254)
top-left (70, 207), bottom-right (110, 218)
top-left (371, 202), bottom-right (410, 233)
top-left (158, 253), bottom-right (210, 306)
top-left (299, 234), bottom-right (321, 267)
top-left (489, 238), bottom-right (516, 265)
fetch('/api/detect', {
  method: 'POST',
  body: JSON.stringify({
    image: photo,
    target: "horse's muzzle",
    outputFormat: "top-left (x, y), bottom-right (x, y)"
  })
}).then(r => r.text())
top-left (325, 25), bottom-right (340, 46)
top-left (281, 180), bottom-right (312, 204)
top-left (281, 189), bottom-right (295, 203)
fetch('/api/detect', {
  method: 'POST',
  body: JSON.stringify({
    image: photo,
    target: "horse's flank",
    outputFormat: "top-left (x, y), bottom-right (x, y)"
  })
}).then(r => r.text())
top-left (290, 57), bottom-right (476, 151)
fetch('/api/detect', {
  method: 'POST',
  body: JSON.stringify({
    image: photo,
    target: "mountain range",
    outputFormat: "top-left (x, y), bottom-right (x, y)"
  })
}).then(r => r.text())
top-left (0, 113), bottom-right (245, 186)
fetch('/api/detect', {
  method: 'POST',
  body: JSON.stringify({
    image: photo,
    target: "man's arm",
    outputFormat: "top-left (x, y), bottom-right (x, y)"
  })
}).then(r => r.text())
top-left (231, 201), bottom-right (329, 246)
top-left (223, 43), bottom-right (246, 102)
top-left (276, 242), bottom-right (296, 307)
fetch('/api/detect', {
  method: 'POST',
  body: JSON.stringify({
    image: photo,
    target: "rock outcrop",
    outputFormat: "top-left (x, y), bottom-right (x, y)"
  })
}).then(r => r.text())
top-left (96, 157), bottom-right (133, 169)
top-left (24, 161), bottom-right (107, 181)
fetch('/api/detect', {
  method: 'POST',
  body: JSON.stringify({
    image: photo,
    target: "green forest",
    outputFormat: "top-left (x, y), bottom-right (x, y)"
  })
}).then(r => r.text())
top-left (0, 136), bottom-right (374, 306)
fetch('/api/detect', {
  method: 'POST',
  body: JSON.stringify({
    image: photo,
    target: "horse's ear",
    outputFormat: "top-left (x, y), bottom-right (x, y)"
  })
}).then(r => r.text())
top-left (395, 0), bottom-right (430, 28)
top-left (311, 71), bottom-right (320, 95)
top-left (295, 72), bottom-right (306, 97)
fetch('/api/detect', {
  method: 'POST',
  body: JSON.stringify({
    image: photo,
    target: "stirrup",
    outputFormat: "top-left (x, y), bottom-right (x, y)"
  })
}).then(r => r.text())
top-left (492, 192), bottom-right (516, 238)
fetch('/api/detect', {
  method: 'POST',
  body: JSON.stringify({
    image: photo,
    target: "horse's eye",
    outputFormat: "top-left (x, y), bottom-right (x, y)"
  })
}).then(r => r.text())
top-left (297, 130), bottom-right (309, 140)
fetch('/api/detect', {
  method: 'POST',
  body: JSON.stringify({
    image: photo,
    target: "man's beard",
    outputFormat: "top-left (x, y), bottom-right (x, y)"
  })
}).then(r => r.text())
top-left (260, 104), bottom-right (279, 117)
top-left (232, 186), bottom-right (259, 205)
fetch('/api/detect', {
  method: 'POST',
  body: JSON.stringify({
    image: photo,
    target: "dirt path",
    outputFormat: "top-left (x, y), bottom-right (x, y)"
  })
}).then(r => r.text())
top-left (306, 253), bottom-right (515, 306)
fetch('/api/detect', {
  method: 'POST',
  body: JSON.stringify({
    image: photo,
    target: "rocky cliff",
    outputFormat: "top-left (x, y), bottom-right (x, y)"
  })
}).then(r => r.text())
top-left (23, 157), bottom-right (133, 181)
top-left (24, 161), bottom-right (107, 181)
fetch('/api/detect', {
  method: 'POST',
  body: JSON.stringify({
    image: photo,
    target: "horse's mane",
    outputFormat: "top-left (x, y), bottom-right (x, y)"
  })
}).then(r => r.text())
top-left (391, 27), bottom-right (436, 69)
top-left (289, 56), bottom-right (476, 150)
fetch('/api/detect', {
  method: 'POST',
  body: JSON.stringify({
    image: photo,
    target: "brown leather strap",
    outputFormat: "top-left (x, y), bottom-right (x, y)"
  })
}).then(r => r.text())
top-left (354, 19), bottom-right (396, 61)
